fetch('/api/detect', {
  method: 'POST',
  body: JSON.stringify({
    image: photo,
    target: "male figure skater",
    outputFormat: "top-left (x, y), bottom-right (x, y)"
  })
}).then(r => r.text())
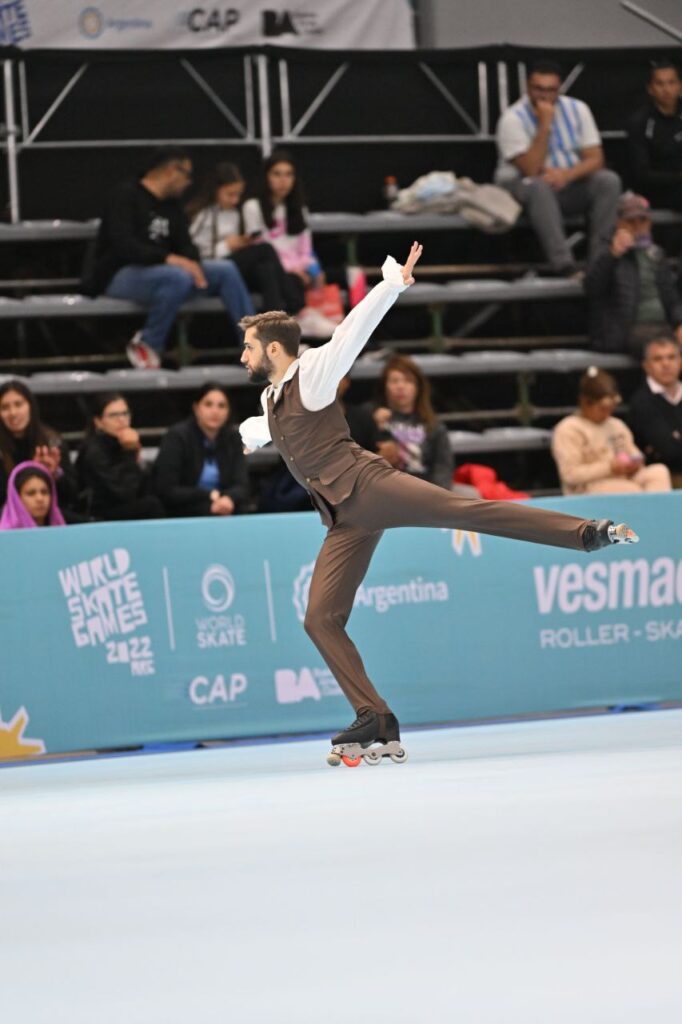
top-left (239, 244), bottom-right (637, 761)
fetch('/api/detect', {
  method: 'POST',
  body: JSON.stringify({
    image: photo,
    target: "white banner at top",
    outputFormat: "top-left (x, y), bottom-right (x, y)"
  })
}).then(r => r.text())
top-left (1, 0), bottom-right (415, 50)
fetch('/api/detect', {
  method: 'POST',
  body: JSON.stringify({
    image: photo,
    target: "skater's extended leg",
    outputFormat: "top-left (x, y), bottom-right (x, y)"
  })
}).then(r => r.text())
top-left (341, 461), bottom-right (619, 550)
top-left (303, 523), bottom-right (389, 713)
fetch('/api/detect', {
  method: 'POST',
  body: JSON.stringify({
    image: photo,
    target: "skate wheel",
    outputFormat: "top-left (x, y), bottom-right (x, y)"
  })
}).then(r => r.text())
top-left (341, 755), bottom-right (362, 768)
top-left (363, 749), bottom-right (382, 765)
top-left (389, 747), bottom-right (408, 764)
top-left (327, 752), bottom-right (341, 767)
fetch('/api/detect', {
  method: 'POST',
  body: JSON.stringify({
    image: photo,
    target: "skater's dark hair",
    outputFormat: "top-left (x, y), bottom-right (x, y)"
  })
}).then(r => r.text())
top-left (0, 379), bottom-right (56, 476)
top-left (251, 148), bottom-right (307, 236)
top-left (579, 367), bottom-right (621, 404)
top-left (186, 161), bottom-right (244, 220)
top-left (378, 355), bottom-right (438, 432)
top-left (239, 311), bottom-right (301, 357)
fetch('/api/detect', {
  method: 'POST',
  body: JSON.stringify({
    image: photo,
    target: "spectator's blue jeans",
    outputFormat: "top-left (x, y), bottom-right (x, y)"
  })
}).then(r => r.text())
top-left (106, 260), bottom-right (254, 354)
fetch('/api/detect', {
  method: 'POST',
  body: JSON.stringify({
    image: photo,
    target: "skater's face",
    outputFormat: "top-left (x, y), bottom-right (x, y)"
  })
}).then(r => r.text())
top-left (18, 474), bottom-right (51, 525)
top-left (95, 399), bottom-right (132, 438)
top-left (216, 181), bottom-right (244, 209)
top-left (384, 369), bottom-right (418, 415)
top-left (194, 389), bottom-right (230, 437)
top-left (267, 161), bottom-right (296, 203)
top-left (0, 389), bottom-right (31, 436)
top-left (643, 341), bottom-right (682, 388)
top-left (241, 327), bottom-right (276, 383)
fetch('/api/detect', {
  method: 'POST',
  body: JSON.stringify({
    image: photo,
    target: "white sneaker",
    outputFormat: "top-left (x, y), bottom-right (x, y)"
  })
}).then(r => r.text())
top-left (296, 307), bottom-right (337, 340)
top-left (126, 332), bottom-right (161, 370)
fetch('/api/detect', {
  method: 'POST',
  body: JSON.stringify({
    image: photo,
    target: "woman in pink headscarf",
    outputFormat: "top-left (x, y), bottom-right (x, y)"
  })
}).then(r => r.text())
top-left (0, 461), bottom-right (66, 530)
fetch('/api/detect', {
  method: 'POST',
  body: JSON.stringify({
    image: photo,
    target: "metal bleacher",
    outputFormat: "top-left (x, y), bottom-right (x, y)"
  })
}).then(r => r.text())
top-left (0, 210), bottom-right (651, 469)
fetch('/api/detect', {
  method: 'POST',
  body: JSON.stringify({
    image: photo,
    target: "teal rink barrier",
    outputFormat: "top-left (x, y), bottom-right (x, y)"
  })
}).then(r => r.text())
top-left (1, 492), bottom-right (681, 756)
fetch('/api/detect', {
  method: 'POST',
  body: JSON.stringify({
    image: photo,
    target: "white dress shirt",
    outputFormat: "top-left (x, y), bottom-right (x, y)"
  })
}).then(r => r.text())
top-left (647, 375), bottom-right (682, 406)
top-left (239, 256), bottom-right (407, 451)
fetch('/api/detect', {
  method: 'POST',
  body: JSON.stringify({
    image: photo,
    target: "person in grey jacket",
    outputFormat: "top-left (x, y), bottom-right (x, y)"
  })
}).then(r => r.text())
top-left (372, 355), bottom-right (453, 490)
top-left (585, 192), bottom-right (682, 355)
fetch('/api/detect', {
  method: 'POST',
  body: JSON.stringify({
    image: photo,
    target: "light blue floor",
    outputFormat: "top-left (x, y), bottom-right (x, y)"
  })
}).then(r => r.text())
top-left (2, 710), bottom-right (682, 1023)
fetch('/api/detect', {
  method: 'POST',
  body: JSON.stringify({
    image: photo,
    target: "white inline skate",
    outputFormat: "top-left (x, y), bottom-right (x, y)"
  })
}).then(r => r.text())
top-left (327, 709), bottom-right (408, 768)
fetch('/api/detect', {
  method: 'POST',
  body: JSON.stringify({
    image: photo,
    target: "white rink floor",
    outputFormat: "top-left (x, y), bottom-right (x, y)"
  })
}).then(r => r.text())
top-left (2, 710), bottom-right (682, 1024)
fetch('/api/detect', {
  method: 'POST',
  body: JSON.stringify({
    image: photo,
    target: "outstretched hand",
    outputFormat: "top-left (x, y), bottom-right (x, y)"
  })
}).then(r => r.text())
top-left (402, 241), bottom-right (423, 285)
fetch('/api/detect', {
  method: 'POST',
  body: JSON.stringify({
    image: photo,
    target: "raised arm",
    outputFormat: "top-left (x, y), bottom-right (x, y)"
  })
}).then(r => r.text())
top-left (299, 242), bottom-right (422, 411)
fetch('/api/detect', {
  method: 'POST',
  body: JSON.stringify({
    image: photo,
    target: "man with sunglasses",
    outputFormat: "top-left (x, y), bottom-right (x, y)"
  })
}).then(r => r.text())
top-left (495, 59), bottom-right (620, 276)
top-left (84, 147), bottom-right (253, 369)
top-left (585, 191), bottom-right (682, 355)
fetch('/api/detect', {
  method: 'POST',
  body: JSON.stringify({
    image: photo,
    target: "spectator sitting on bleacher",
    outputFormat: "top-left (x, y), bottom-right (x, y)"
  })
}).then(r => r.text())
top-left (188, 161), bottom-right (299, 314)
top-left (0, 379), bottom-right (77, 516)
top-left (495, 59), bottom-right (620, 276)
top-left (372, 356), bottom-right (453, 490)
top-left (77, 394), bottom-right (165, 520)
top-left (0, 462), bottom-right (66, 530)
top-left (551, 367), bottom-right (671, 494)
top-left (585, 192), bottom-right (682, 356)
top-left (153, 383), bottom-right (247, 517)
top-left (628, 332), bottom-right (682, 488)
top-left (82, 147), bottom-right (254, 370)
top-left (242, 149), bottom-right (338, 339)
top-left (628, 59), bottom-right (682, 212)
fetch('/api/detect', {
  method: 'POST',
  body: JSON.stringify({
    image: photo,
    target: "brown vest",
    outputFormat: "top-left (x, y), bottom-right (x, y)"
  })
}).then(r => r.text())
top-left (266, 371), bottom-right (380, 527)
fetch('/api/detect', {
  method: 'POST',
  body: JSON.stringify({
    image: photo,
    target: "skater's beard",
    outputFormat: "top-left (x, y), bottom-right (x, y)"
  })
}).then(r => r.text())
top-left (248, 349), bottom-right (275, 384)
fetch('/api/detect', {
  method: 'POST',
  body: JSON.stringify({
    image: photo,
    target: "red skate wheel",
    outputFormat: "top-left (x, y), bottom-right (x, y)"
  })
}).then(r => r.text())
top-left (341, 755), bottom-right (362, 767)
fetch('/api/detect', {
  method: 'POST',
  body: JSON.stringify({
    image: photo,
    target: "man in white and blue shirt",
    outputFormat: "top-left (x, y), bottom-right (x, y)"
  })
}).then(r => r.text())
top-left (495, 59), bottom-right (620, 274)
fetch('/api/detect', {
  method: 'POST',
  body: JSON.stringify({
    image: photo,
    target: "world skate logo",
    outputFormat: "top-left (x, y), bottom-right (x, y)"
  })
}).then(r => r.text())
top-left (196, 564), bottom-right (246, 649)
top-left (0, 705), bottom-right (45, 758)
top-left (274, 667), bottom-right (342, 704)
top-left (292, 562), bottom-right (316, 623)
top-left (202, 564), bottom-right (235, 613)
top-left (58, 548), bottom-right (155, 677)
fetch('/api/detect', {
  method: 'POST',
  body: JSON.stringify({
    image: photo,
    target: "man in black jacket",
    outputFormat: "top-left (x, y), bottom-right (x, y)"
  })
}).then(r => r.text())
top-left (628, 60), bottom-right (682, 211)
top-left (629, 333), bottom-right (682, 487)
top-left (84, 148), bottom-right (253, 369)
top-left (585, 192), bottom-right (682, 355)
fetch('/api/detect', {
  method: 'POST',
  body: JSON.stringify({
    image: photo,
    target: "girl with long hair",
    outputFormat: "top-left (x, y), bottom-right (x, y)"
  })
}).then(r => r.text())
top-left (242, 149), bottom-right (336, 337)
top-left (373, 355), bottom-right (453, 489)
top-left (0, 379), bottom-right (77, 513)
top-left (188, 161), bottom-right (301, 315)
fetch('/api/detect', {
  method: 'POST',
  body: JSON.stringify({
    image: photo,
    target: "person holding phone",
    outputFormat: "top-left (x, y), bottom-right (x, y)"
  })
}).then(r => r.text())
top-left (188, 161), bottom-right (301, 314)
top-left (242, 149), bottom-right (337, 338)
top-left (552, 367), bottom-right (672, 494)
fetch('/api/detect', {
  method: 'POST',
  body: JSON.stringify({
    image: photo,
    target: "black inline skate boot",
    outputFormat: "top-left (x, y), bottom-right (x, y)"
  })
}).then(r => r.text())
top-left (327, 709), bottom-right (406, 768)
top-left (582, 519), bottom-right (639, 552)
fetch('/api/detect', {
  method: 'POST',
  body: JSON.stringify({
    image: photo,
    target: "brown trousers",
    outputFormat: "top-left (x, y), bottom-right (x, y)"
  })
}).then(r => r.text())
top-left (303, 460), bottom-right (590, 715)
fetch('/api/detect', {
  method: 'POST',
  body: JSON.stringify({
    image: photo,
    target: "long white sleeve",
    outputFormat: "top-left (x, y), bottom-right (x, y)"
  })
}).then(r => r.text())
top-left (239, 402), bottom-right (272, 450)
top-left (298, 256), bottom-right (407, 411)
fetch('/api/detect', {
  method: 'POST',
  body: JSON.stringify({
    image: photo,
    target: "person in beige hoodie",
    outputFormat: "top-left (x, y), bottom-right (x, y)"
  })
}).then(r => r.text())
top-left (552, 367), bottom-right (671, 494)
